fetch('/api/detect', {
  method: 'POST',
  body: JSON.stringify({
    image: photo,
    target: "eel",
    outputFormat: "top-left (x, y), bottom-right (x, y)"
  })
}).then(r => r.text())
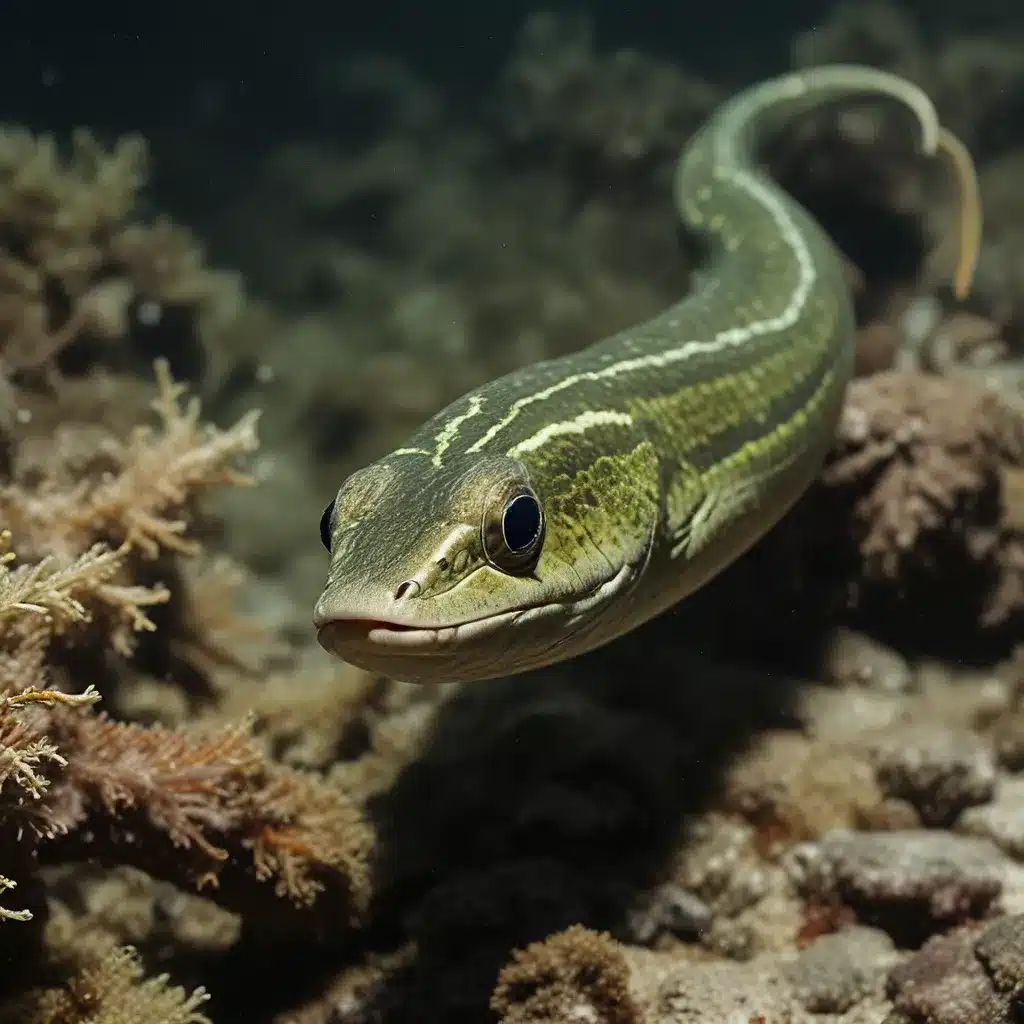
top-left (314, 64), bottom-right (979, 684)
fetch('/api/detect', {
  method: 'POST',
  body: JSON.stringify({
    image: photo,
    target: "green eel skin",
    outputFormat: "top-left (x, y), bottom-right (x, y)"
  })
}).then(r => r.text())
top-left (314, 64), bottom-right (944, 684)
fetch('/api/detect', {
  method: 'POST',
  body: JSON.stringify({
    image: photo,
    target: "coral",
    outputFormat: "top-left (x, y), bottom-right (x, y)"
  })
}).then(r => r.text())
top-left (0, 126), bottom-right (242, 387)
top-left (0, 351), bottom-right (370, 1011)
top-left (3, 945), bottom-right (211, 1024)
top-left (0, 680), bottom-right (100, 921)
top-left (0, 520), bottom-right (370, 1022)
top-left (2, 360), bottom-right (260, 564)
top-left (823, 370), bottom-right (1024, 641)
top-left (0, 530), bottom-right (140, 920)
top-left (499, 13), bottom-right (719, 173)
top-left (491, 925), bottom-right (644, 1024)
top-left (0, 531), bottom-right (371, 939)
top-left (827, 372), bottom-right (1024, 583)
top-left (37, 712), bottom-right (373, 929)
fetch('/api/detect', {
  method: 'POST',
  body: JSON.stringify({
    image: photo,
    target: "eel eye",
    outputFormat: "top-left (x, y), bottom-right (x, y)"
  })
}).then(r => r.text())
top-left (319, 500), bottom-right (335, 552)
top-left (482, 486), bottom-right (544, 575)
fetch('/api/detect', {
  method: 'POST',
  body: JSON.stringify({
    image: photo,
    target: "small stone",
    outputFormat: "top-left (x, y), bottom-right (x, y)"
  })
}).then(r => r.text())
top-left (992, 710), bottom-right (1024, 771)
top-left (821, 627), bottom-right (915, 693)
top-left (626, 884), bottom-right (712, 945)
top-left (785, 925), bottom-right (896, 1013)
top-left (974, 914), bottom-right (1024, 997)
top-left (871, 723), bottom-right (996, 826)
top-left (698, 919), bottom-right (756, 961)
top-left (887, 927), bottom-right (1007, 1024)
top-left (959, 778), bottom-right (1024, 860)
top-left (676, 815), bottom-right (768, 917)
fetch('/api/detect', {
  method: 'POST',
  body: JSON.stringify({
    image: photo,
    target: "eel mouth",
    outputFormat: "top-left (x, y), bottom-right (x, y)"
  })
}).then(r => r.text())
top-left (316, 608), bottom-right (525, 659)
top-left (317, 618), bottom-right (443, 656)
top-left (315, 563), bottom-right (633, 665)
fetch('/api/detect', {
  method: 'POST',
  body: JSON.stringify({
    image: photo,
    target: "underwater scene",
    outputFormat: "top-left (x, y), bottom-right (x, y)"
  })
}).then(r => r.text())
top-left (1, 2), bottom-right (1024, 1021)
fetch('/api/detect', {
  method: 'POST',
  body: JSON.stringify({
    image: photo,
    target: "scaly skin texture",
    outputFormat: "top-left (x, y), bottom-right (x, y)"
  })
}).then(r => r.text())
top-left (314, 65), bottom-right (942, 684)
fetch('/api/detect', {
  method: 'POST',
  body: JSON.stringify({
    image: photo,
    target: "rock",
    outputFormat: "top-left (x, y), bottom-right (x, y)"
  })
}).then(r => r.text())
top-left (871, 723), bottom-right (996, 826)
top-left (785, 925), bottom-right (897, 1013)
top-left (960, 778), bottom-right (1024, 860)
top-left (887, 914), bottom-right (1024, 1024)
top-left (787, 830), bottom-right (1005, 942)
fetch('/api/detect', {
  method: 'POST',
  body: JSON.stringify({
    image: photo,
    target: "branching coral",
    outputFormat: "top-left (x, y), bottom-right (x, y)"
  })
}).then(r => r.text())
top-left (0, 127), bottom-right (241, 383)
top-left (0, 358), bottom-right (261, 700)
top-left (0, 679), bottom-right (98, 922)
top-left (0, 363), bottom-right (372, 941)
top-left (3, 945), bottom-right (211, 1024)
top-left (1, 359), bottom-right (260, 565)
top-left (0, 532), bottom-right (132, 920)
top-left (0, 347), bottom-right (371, 1024)
top-left (39, 711), bottom-right (373, 930)
top-left (0, 98), bottom-right (392, 1020)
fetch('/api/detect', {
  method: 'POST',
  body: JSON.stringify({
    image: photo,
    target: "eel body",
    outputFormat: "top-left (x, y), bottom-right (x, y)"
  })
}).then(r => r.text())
top-left (314, 65), bottom-right (950, 684)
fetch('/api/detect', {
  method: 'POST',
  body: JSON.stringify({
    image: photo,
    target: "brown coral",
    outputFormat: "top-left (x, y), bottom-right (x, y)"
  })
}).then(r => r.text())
top-left (823, 370), bottom-right (1024, 636)
top-left (827, 372), bottom-right (1024, 576)
top-left (0, 678), bottom-right (99, 921)
top-left (491, 925), bottom-right (644, 1024)
top-left (0, 372), bottom-right (372, 939)
top-left (0, 343), bottom-right (374, 1024)
top-left (40, 712), bottom-right (373, 931)
top-left (1, 359), bottom-right (259, 564)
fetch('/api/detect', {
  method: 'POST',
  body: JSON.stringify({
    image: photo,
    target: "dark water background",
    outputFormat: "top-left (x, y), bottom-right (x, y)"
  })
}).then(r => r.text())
top-left (0, 2), bottom-right (1003, 168)
top-left (0, 1), bottom-right (1012, 283)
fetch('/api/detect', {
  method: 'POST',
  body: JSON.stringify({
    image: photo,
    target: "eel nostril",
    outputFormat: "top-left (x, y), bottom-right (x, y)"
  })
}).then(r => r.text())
top-left (394, 580), bottom-right (420, 601)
